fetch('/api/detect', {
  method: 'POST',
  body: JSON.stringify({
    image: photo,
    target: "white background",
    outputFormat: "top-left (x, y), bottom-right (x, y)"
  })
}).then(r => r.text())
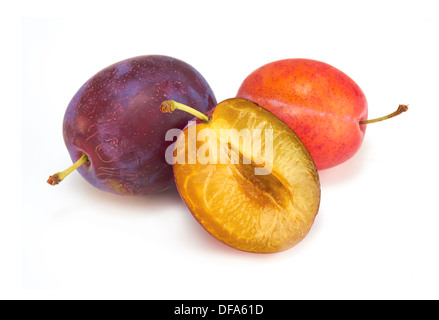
top-left (3, 0), bottom-right (439, 299)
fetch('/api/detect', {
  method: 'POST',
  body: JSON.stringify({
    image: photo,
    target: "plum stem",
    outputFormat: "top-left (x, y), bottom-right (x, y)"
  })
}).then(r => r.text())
top-left (47, 153), bottom-right (89, 186)
top-left (360, 104), bottom-right (409, 125)
top-left (160, 100), bottom-right (210, 123)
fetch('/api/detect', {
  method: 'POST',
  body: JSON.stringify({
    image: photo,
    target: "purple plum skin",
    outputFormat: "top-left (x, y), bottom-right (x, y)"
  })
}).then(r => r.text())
top-left (63, 55), bottom-right (216, 195)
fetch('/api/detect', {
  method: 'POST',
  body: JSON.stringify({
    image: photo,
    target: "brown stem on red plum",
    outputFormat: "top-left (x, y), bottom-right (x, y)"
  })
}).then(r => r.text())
top-left (360, 104), bottom-right (408, 125)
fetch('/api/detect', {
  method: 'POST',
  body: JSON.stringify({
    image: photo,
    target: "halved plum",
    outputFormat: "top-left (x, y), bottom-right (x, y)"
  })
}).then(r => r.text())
top-left (163, 98), bottom-right (321, 253)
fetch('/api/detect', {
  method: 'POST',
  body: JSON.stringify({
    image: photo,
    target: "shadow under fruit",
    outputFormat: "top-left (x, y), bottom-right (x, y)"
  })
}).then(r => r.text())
top-left (49, 55), bottom-right (217, 195)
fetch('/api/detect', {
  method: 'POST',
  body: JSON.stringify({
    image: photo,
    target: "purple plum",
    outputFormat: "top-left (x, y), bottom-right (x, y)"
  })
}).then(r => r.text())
top-left (49, 55), bottom-right (216, 195)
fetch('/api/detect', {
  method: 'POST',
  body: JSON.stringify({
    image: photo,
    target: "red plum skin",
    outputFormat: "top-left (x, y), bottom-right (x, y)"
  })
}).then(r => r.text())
top-left (237, 59), bottom-right (367, 170)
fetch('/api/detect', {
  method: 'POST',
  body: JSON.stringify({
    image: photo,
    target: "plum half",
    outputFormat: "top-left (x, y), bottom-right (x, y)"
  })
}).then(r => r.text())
top-left (161, 98), bottom-right (321, 253)
top-left (48, 55), bottom-right (216, 195)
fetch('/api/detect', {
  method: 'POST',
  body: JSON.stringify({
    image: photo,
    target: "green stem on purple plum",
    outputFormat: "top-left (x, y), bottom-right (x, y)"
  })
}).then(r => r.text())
top-left (47, 153), bottom-right (89, 186)
top-left (160, 100), bottom-right (210, 123)
top-left (360, 104), bottom-right (408, 125)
